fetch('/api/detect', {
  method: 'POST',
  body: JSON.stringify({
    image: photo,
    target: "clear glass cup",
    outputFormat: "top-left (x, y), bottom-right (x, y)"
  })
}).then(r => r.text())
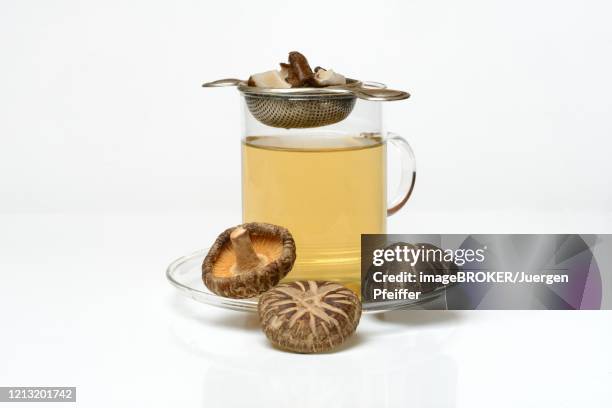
top-left (240, 86), bottom-right (415, 292)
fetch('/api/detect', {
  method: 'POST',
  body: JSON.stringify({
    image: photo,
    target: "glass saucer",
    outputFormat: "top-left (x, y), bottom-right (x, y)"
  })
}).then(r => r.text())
top-left (166, 249), bottom-right (448, 313)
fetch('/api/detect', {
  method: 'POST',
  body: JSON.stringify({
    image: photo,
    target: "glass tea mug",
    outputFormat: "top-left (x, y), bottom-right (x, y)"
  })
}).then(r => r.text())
top-left (204, 79), bottom-right (415, 293)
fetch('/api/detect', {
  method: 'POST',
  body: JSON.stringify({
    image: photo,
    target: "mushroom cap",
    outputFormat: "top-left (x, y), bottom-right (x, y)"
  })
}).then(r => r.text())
top-left (258, 281), bottom-right (362, 353)
top-left (202, 222), bottom-right (296, 299)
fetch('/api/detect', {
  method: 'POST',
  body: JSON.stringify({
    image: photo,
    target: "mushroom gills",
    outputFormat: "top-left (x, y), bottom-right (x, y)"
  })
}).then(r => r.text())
top-left (229, 227), bottom-right (269, 274)
top-left (211, 229), bottom-right (282, 278)
top-left (203, 222), bottom-right (297, 299)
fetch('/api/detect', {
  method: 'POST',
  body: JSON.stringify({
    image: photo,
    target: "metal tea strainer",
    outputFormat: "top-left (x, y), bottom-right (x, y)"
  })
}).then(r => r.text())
top-left (202, 78), bottom-right (410, 129)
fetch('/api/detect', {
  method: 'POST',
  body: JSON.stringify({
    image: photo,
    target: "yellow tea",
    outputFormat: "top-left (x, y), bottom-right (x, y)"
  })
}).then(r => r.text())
top-left (242, 134), bottom-right (386, 291)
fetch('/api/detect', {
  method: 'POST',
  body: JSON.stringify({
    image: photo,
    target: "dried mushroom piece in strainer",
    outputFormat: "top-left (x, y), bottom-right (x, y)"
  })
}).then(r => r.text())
top-left (258, 281), bottom-right (362, 353)
top-left (202, 223), bottom-right (296, 299)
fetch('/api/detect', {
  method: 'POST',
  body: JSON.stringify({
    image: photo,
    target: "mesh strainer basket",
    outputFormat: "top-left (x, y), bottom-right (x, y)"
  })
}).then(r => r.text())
top-left (242, 92), bottom-right (356, 128)
top-left (202, 78), bottom-right (409, 129)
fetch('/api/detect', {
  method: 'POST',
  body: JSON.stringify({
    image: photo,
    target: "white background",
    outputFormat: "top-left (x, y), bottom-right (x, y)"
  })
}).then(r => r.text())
top-left (1, 1), bottom-right (611, 407)
top-left (1, 0), bottom-right (612, 215)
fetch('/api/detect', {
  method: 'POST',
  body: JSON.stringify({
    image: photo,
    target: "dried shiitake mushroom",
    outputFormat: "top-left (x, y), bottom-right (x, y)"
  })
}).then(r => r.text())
top-left (245, 51), bottom-right (348, 89)
top-left (258, 281), bottom-right (362, 353)
top-left (313, 67), bottom-right (346, 86)
top-left (247, 70), bottom-right (291, 88)
top-left (286, 51), bottom-right (315, 87)
top-left (202, 223), bottom-right (296, 299)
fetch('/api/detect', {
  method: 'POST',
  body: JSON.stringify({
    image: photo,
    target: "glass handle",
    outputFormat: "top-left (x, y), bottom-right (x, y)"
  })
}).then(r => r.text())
top-left (387, 132), bottom-right (416, 216)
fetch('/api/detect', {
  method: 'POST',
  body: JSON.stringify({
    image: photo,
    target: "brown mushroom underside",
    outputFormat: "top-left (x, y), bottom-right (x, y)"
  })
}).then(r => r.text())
top-left (202, 222), bottom-right (296, 299)
top-left (258, 280), bottom-right (362, 353)
top-left (286, 51), bottom-right (315, 87)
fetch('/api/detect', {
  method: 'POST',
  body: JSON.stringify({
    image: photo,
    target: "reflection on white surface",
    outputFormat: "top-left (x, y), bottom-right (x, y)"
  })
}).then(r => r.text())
top-left (169, 295), bottom-right (460, 407)
top-left (1, 214), bottom-right (611, 407)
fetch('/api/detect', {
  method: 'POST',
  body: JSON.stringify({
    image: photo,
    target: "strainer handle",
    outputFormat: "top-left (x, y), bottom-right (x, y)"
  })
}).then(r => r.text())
top-left (387, 132), bottom-right (416, 216)
top-left (201, 78), bottom-right (244, 87)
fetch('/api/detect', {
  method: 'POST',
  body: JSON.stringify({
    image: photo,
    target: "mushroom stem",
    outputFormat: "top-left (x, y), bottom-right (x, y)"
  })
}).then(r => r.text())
top-left (230, 227), bottom-right (267, 274)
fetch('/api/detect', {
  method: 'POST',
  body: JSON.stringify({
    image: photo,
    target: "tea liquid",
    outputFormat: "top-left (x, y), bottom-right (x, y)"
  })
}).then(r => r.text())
top-left (242, 135), bottom-right (386, 291)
